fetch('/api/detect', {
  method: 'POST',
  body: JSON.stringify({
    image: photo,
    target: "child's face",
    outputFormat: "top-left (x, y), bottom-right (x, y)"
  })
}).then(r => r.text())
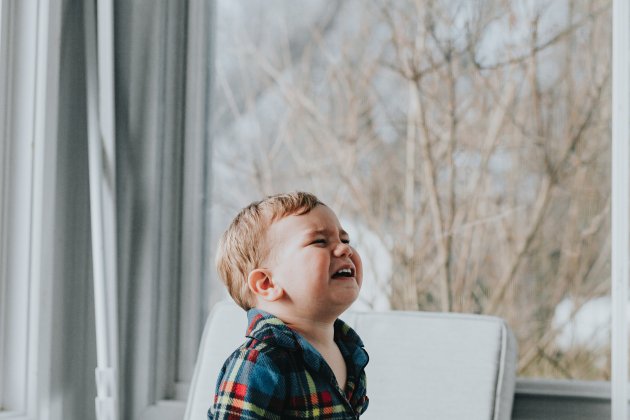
top-left (262, 204), bottom-right (363, 317)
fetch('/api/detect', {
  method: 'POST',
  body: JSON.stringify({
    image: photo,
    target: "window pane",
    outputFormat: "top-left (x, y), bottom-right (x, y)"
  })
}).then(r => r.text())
top-left (211, 0), bottom-right (612, 380)
top-left (0, 0), bottom-right (7, 410)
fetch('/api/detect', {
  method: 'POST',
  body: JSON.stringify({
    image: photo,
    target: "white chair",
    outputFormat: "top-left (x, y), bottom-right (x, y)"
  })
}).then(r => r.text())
top-left (185, 301), bottom-right (517, 420)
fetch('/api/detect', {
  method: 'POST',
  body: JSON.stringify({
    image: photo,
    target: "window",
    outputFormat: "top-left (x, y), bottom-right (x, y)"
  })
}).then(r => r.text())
top-left (0, 0), bottom-right (39, 414)
top-left (211, 0), bottom-right (613, 382)
top-left (2, 0), bottom-right (215, 417)
top-left (0, 0), bottom-right (61, 418)
top-left (0, 0), bottom-right (7, 407)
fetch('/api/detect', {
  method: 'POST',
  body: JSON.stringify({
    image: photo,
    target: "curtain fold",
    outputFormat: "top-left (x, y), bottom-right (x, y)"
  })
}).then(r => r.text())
top-left (52, 0), bottom-right (213, 418)
top-left (113, 0), bottom-right (214, 418)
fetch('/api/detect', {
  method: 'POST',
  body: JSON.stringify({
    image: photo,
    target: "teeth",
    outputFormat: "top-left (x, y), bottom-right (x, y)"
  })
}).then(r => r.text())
top-left (336, 268), bottom-right (352, 275)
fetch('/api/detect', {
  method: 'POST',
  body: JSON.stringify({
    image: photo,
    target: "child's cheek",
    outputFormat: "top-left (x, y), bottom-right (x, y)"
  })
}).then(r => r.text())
top-left (353, 250), bottom-right (363, 285)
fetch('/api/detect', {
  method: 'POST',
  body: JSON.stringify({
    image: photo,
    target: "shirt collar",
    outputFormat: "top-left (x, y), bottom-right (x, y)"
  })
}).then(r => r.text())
top-left (246, 309), bottom-right (300, 350)
top-left (245, 308), bottom-right (366, 353)
top-left (246, 308), bottom-right (369, 396)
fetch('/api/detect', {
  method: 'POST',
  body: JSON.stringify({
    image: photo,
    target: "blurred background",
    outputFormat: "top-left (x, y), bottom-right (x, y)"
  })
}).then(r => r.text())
top-left (0, 0), bottom-right (621, 419)
top-left (213, 0), bottom-right (612, 380)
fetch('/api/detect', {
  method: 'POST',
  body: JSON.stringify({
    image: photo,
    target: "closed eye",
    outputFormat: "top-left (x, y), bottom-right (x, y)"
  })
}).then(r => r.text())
top-left (309, 237), bottom-right (350, 246)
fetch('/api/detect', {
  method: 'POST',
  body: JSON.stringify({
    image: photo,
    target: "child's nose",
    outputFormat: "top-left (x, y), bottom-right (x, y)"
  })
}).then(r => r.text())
top-left (334, 242), bottom-right (353, 257)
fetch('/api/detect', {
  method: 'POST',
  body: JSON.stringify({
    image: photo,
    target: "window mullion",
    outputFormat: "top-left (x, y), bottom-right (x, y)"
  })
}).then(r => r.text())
top-left (611, 0), bottom-right (630, 419)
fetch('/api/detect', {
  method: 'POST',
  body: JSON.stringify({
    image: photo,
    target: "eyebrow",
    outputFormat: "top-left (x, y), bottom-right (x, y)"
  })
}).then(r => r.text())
top-left (305, 227), bottom-right (349, 237)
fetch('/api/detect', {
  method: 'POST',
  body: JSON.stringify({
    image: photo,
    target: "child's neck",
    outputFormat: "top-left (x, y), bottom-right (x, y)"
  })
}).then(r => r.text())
top-left (257, 304), bottom-right (338, 346)
top-left (283, 315), bottom-right (335, 347)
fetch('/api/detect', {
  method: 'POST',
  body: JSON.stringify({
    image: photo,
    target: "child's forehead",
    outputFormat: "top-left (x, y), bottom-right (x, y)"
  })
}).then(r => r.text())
top-left (270, 205), bottom-right (346, 234)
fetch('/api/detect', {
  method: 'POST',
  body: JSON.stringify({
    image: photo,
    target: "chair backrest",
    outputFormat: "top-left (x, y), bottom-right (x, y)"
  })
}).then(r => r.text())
top-left (184, 301), bottom-right (517, 420)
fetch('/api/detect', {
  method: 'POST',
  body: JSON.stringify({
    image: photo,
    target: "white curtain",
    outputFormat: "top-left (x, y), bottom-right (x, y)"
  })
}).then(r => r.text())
top-left (52, 0), bottom-right (214, 418)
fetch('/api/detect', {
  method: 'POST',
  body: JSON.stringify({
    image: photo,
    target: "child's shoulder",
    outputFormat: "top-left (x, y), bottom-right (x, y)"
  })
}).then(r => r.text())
top-left (225, 336), bottom-right (294, 369)
top-left (215, 337), bottom-right (297, 390)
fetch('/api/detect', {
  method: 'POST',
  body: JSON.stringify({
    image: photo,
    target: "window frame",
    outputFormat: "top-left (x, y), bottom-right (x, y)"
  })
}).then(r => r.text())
top-left (611, 0), bottom-right (630, 418)
top-left (0, 0), bottom-right (9, 409)
top-left (208, 1), bottom-right (627, 418)
top-left (0, 0), bottom-right (62, 418)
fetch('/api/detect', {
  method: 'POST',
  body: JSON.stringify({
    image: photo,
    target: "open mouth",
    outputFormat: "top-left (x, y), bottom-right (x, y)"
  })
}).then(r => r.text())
top-left (332, 267), bottom-right (355, 279)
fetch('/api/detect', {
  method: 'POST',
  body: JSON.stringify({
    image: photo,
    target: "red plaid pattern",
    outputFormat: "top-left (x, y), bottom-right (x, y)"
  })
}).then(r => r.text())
top-left (209, 309), bottom-right (369, 419)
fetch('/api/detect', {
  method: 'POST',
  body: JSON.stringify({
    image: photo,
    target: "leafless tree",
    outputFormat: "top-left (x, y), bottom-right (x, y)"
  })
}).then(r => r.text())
top-left (213, 0), bottom-right (612, 380)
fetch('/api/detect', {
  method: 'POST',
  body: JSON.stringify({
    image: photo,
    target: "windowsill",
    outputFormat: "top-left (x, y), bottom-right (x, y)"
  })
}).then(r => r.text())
top-left (515, 378), bottom-right (614, 400)
top-left (0, 412), bottom-right (31, 420)
top-left (139, 400), bottom-right (186, 420)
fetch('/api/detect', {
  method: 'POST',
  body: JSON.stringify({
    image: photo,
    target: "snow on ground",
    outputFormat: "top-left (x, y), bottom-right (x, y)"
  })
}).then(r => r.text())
top-left (553, 296), bottom-right (628, 349)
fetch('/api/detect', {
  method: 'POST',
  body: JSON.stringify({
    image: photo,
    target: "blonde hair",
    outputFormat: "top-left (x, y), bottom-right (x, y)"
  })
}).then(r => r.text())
top-left (215, 192), bottom-right (323, 310)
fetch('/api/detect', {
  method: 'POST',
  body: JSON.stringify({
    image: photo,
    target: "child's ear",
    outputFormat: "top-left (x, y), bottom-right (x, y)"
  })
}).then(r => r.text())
top-left (247, 269), bottom-right (284, 301)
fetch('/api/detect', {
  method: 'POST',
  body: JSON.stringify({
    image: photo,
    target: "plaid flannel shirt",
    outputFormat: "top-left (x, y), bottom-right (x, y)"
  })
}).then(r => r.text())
top-left (208, 309), bottom-right (369, 419)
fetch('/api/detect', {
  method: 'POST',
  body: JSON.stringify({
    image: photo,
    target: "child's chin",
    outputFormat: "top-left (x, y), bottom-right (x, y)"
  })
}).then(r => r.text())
top-left (332, 290), bottom-right (360, 306)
